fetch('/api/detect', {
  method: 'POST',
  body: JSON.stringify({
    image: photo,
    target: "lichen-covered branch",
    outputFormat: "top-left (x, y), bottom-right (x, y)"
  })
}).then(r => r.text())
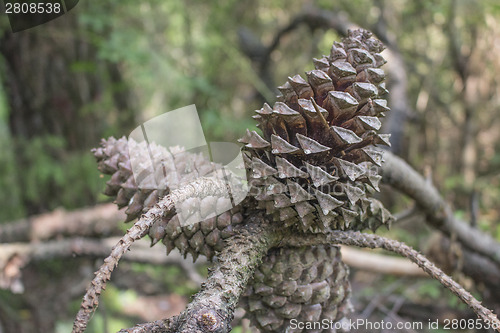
top-left (72, 177), bottom-right (230, 333)
top-left (284, 231), bottom-right (500, 331)
top-left (118, 213), bottom-right (279, 333)
top-left (381, 151), bottom-right (500, 266)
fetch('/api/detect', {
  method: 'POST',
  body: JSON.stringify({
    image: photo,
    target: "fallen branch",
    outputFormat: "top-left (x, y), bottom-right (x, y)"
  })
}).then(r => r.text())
top-left (381, 151), bottom-right (500, 267)
top-left (0, 237), bottom-right (206, 292)
top-left (0, 204), bottom-right (125, 243)
top-left (72, 177), bottom-right (229, 333)
top-left (284, 231), bottom-right (500, 331)
top-left (118, 213), bottom-right (278, 333)
top-left (340, 245), bottom-right (426, 277)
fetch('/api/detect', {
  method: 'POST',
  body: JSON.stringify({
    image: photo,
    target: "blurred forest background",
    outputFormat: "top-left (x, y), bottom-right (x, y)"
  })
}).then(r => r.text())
top-left (0, 0), bottom-right (499, 332)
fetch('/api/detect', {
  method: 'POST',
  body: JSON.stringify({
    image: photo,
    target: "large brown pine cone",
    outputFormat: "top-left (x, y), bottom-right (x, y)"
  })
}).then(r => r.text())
top-left (239, 245), bottom-right (351, 332)
top-left (240, 29), bottom-right (393, 233)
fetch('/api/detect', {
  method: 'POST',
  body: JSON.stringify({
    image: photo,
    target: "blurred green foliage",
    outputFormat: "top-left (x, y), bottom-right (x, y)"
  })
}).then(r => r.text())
top-left (0, 1), bottom-right (499, 331)
top-left (129, 262), bottom-right (201, 297)
top-left (0, 79), bottom-right (25, 220)
top-left (0, 132), bottom-right (106, 220)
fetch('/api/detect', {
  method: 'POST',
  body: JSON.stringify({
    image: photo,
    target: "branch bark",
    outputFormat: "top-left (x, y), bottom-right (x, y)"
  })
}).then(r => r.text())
top-left (381, 151), bottom-right (500, 267)
top-left (118, 213), bottom-right (279, 333)
top-left (118, 226), bottom-right (500, 333)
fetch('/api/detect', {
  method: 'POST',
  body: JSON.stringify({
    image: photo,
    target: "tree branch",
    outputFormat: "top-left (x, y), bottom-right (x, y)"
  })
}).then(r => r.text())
top-left (118, 213), bottom-right (279, 333)
top-left (381, 151), bottom-right (500, 267)
top-left (284, 231), bottom-right (500, 331)
top-left (238, 8), bottom-right (354, 97)
top-left (261, 8), bottom-right (353, 71)
top-left (72, 177), bottom-right (230, 333)
top-left (0, 237), bottom-right (207, 292)
top-left (340, 245), bottom-right (426, 277)
top-left (0, 204), bottom-right (125, 243)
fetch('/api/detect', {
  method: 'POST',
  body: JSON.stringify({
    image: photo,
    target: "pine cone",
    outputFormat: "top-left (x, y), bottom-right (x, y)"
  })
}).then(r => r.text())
top-left (92, 136), bottom-right (244, 261)
top-left (239, 245), bottom-right (351, 332)
top-left (239, 29), bottom-right (393, 232)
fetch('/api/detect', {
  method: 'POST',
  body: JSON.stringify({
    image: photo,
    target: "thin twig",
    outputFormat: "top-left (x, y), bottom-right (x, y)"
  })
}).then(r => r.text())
top-left (72, 177), bottom-right (229, 333)
top-left (284, 231), bottom-right (500, 331)
top-left (310, 97), bottom-right (330, 128)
